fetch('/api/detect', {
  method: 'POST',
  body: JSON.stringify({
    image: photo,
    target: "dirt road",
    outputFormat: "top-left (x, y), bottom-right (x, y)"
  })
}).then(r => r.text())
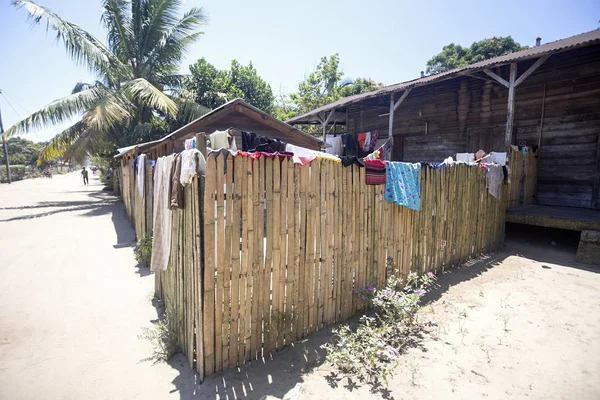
top-left (1, 173), bottom-right (599, 400)
top-left (0, 173), bottom-right (195, 399)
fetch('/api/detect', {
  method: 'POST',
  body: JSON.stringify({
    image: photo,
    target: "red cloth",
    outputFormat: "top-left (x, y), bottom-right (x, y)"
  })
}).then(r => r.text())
top-left (364, 159), bottom-right (386, 185)
top-left (357, 133), bottom-right (367, 150)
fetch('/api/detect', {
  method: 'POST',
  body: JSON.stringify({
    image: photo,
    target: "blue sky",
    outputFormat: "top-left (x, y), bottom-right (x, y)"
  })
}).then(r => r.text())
top-left (0, 0), bottom-right (598, 141)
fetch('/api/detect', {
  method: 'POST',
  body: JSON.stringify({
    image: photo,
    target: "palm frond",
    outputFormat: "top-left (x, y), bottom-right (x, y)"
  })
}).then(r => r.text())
top-left (63, 128), bottom-right (112, 164)
top-left (12, 1), bottom-right (128, 78)
top-left (138, 0), bottom-right (181, 62)
top-left (173, 97), bottom-right (210, 122)
top-left (37, 121), bottom-right (86, 165)
top-left (101, 0), bottom-right (134, 65)
top-left (82, 91), bottom-right (133, 132)
top-left (124, 78), bottom-right (177, 117)
top-left (4, 85), bottom-right (111, 137)
top-left (143, 7), bottom-right (206, 72)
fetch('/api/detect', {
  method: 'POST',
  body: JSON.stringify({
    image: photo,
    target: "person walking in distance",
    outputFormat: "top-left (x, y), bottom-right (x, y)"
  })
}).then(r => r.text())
top-left (81, 167), bottom-right (89, 185)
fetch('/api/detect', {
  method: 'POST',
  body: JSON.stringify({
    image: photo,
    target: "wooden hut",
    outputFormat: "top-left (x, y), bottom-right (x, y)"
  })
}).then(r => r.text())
top-left (288, 29), bottom-right (600, 258)
top-left (117, 98), bottom-right (324, 161)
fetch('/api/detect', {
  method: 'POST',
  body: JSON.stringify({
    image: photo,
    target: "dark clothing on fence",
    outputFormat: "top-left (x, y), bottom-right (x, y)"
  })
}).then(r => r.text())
top-left (170, 153), bottom-right (184, 209)
top-left (241, 131), bottom-right (287, 153)
top-left (339, 156), bottom-right (365, 167)
top-left (341, 134), bottom-right (357, 155)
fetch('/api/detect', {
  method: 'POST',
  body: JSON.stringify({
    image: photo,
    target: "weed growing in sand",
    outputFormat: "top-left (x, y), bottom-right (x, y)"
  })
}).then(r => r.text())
top-left (134, 233), bottom-right (153, 268)
top-left (139, 308), bottom-right (180, 363)
top-left (321, 262), bottom-right (436, 384)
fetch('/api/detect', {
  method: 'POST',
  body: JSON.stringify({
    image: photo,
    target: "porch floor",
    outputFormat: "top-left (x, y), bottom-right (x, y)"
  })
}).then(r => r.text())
top-left (506, 204), bottom-right (600, 231)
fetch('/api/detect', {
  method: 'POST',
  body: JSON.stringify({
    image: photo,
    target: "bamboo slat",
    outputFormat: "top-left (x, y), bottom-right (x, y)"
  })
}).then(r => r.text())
top-left (203, 155), bottom-right (216, 376)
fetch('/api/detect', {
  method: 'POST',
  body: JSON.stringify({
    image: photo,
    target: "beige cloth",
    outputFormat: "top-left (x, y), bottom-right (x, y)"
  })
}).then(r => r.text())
top-left (180, 149), bottom-right (206, 186)
top-left (209, 130), bottom-right (231, 150)
top-left (485, 164), bottom-right (504, 200)
top-left (150, 154), bottom-right (175, 272)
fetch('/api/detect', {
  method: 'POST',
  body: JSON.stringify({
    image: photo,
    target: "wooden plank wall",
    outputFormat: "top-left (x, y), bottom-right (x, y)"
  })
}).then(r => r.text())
top-left (506, 149), bottom-right (538, 209)
top-left (347, 44), bottom-right (600, 209)
top-left (200, 153), bottom-right (505, 377)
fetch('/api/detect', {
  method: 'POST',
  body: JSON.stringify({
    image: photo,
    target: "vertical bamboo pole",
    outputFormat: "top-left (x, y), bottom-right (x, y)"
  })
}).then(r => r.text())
top-left (202, 154), bottom-right (216, 376)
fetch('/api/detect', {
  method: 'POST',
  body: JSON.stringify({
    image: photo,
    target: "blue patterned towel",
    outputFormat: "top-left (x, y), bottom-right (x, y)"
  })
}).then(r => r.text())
top-left (384, 162), bottom-right (421, 211)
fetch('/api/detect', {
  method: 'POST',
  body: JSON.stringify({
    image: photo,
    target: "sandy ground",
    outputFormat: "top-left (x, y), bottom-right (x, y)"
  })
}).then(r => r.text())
top-left (1, 173), bottom-right (599, 400)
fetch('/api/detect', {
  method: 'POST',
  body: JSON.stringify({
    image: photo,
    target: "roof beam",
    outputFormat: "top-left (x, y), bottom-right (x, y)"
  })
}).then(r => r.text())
top-left (514, 55), bottom-right (550, 87)
top-left (483, 69), bottom-right (509, 88)
top-left (393, 88), bottom-right (412, 111)
top-left (465, 73), bottom-right (496, 84)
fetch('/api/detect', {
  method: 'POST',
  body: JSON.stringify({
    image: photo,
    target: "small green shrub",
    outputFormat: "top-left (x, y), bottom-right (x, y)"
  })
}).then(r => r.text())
top-left (138, 308), bottom-right (180, 363)
top-left (134, 233), bottom-right (153, 267)
top-left (322, 260), bottom-right (436, 384)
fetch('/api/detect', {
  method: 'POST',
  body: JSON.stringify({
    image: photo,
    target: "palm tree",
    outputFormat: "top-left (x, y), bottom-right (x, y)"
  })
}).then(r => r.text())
top-left (6, 0), bottom-right (209, 164)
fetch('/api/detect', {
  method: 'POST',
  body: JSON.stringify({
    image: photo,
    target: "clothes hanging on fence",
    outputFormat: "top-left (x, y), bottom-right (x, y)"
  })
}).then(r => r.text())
top-left (150, 155), bottom-right (174, 272)
top-left (368, 130), bottom-right (379, 152)
top-left (316, 153), bottom-right (341, 163)
top-left (184, 137), bottom-right (196, 150)
top-left (237, 151), bottom-right (293, 161)
top-left (136, 154), bottom-right (146, 196)
top-left (456, 153), bottom-right (475, 163)
top-left (364, 159), bottom-right (386, 185)
top-left (357, 133), bottom-right (367, 150)
top-left (364, 148), bottom-right (382, 160)
top-left (490, 152), bottom-right (507, 166)
top-left (485, 164), bottom-right (504, 200)
top-left (359, 132), bottom-right (372, 152)
top-left (339, 156), bottom-right (365, 167)
top-left (384, 162), bottom-right (421, 211)
top-left (209, 129), bottom-right (237, 151)
top-left (170, 153), bottom-right (184, 209)
top-left (285, 143), bottom-right (319, 166)
top-left (341, 133), bottom-right (357, 155)
top-left (325, 136), bottom-right (343, 155)
top-left (241, 131), bottom-right (287, 153)
top-left (180, 149), bottom-right (206, 186)
top-left (380, 138), bottom-right (392, 160)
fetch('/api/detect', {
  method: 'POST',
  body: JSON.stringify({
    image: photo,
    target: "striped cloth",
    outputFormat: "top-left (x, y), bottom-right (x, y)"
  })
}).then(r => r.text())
top-left (365, 159), bottom-right (386, 185)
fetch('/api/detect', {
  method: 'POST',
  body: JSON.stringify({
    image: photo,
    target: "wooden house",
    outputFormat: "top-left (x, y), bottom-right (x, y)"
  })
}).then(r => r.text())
top-left (288, 30), bottom-right (600, 258)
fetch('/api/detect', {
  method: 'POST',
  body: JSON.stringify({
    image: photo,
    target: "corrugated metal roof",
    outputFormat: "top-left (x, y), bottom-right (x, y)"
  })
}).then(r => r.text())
top-left (287, 29), bottom-right (600, 124)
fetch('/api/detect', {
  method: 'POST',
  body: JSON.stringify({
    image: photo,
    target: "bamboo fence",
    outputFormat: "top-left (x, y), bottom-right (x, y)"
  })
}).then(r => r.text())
top-left (120, 158), bottom-right (154, 238)
top-left (119, 153), bottom-right (507, 380)
top-left (198, 154), bottom-right (505, 378)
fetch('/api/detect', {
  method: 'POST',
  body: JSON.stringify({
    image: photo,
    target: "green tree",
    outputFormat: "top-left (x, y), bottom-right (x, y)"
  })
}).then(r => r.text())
top-left (6, 0), bottom-right (210, 165)
top-left (188, 58), bottom-right (275, 113)
top-left (277, 54), bottom-right (383, 127)
top-left (426, 36), bottom-right (527, 75)
top-left (5, 137), bottom-right (44, 165)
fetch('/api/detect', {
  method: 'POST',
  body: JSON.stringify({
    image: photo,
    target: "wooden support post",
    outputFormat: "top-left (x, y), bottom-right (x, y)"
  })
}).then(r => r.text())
top-left (196, 133), bottom-right (207, 157)
top-left (321, 109), bottom-right (336, 141)
top-left (538, 84), bottom-right (546, 150)
top-left (483, 69), bottom-right (509, 88)
top-left (393, 88), bottom-right (412, 111)
top-left (388, 93), bottom-right (395, 144)
top-left (514, 55), bottom-right (550, 87)
top-left (505, 63), bottom-right (517, 150)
